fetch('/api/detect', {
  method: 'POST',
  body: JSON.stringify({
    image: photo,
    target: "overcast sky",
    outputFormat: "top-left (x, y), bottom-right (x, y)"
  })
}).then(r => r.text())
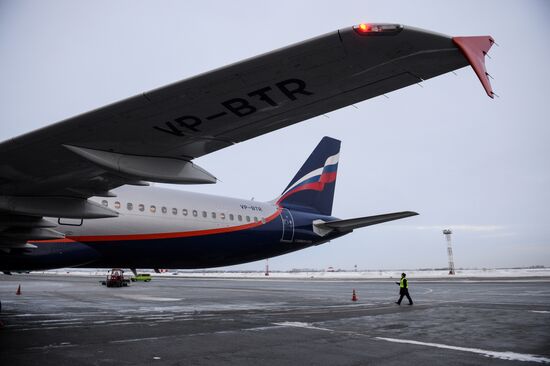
top-left (1, 0), bottom-right (549, 271)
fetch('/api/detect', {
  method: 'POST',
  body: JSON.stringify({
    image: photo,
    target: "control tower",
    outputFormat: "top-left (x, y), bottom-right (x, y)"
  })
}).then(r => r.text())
top-left (442, 229), bottom-right (456, 275)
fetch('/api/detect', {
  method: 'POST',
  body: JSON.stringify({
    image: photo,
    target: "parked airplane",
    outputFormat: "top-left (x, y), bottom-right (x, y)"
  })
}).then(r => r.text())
top-left (2, 136), bottom-right (419, 270)
top-left (0, 23), bottom-right (494, 272)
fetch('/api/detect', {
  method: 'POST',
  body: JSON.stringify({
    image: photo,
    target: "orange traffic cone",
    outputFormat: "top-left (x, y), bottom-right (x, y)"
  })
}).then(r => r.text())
top-left (351, 289), bottom-right (357, 302)
top-left (16, 284), bottom-right (21, 295)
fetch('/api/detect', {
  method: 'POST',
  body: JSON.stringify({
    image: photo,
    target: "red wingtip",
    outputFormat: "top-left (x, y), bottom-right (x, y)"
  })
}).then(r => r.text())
top-left (452, 36), bottom-right (495, 98)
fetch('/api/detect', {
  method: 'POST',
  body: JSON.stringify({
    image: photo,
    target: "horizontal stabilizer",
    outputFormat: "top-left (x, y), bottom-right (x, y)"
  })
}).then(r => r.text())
top-left (314, 211), bottom-right (418, 234)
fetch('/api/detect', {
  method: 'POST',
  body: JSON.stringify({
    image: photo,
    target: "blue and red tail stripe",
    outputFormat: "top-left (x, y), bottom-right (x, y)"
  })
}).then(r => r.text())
top-left (277, 163), bottom-right (338, 203)
top-left (276, 137), bottom-right (341, 216)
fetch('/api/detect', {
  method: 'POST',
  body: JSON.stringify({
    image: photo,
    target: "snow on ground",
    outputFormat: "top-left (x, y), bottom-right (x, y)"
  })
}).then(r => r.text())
top-left (27, 268), bottom-right (550, 279)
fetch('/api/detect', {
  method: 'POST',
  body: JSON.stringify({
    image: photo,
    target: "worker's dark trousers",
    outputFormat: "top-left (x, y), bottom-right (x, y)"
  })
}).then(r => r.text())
top-left (397, 289), bottom-right (413, 305)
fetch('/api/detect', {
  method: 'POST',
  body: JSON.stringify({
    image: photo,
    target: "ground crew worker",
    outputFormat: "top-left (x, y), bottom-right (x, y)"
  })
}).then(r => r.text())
top-left (395, 272), bottom-right (413, 305)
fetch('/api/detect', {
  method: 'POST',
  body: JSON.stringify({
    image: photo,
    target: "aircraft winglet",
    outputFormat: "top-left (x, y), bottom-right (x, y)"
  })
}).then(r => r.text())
top-left (452, 36), bottom-right (495, 98)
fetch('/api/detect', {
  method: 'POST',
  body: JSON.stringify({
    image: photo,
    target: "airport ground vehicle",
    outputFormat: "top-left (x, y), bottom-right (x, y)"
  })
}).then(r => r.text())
top-left (131, 273), bottom-right (151, 282)
top-left (101, 269), bottom-right (130, 287)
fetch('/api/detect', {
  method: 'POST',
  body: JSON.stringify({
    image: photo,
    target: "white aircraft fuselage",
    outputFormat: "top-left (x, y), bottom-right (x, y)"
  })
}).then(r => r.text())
top-left (38, 185), bottom-right (327, 270)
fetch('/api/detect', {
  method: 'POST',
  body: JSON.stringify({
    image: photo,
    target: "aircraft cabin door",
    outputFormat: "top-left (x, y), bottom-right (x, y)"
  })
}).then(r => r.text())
top-left (280, 208), bottom-right (294, 243)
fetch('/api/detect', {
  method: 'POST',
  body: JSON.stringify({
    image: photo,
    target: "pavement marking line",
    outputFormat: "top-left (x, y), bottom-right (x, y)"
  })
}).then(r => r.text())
top-left (376, 337), bottom-right (550, 364)
top-left (530, 310), bottom-right (550, 314)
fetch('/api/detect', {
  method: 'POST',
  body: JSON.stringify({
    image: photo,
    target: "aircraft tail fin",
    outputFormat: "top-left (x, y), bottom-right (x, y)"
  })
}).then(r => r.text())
top-left (276, 137), bottom-right (340, 216)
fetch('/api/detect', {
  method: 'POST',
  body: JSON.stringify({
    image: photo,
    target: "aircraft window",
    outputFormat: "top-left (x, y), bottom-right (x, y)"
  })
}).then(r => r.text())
top-left (220, 213), bottom-right (225, 220)
top-left (138, 204), bottom-right (144, 212)
top-left (150, 205), bottom-right (156, 213)
top-left (238, 215), bottom-right (243, 222)
top-left (127, 202), bottom-right (133, 211)
top-left (246, 215), bottom-right (251, 222)
top-left (229, 214), bottom-right (234, 221)
top-left (101, 200), bottom-right (108, 207)
top-left (182, 209), bottom-right (188, 216)
top-left (193, 210), bottom-right (198, 217)
top-left (211, 212), bottom-right (216, 219)
top-left (162, 206), bottom-right (167, 214)
top-left (202, 211), bottom-right (207, 218)
top-left (114, 201), bottom-right (121, 209)
top-left (254, 217), bottom-right (258, 222)
top-left (172, 208), bottom-right (177, 215)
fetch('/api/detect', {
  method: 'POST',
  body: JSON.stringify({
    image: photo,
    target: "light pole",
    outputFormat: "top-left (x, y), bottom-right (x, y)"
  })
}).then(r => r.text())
top-left (443, 229), bottom-right (456, 275)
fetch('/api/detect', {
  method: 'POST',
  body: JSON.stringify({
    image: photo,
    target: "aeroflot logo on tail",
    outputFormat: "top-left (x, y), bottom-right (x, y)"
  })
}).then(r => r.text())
top-left (153, 78), bottom-right (313, 137)
top-left (278, 153), bottom-right (339, 203)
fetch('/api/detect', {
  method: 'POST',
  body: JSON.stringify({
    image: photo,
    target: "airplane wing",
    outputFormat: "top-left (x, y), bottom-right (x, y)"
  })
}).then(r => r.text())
top-left (314, 211), bottom-right (419, 234)
top-left (0, 23), bottom-right (493, 246)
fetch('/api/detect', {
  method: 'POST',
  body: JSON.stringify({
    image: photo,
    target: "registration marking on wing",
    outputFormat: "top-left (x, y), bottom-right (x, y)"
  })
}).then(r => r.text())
top-left (153, 78), bottom-right (314, 137)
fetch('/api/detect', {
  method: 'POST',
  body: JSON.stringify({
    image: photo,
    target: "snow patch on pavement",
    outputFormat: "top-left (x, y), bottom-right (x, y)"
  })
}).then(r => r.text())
top-left (273, 321), bottom-right (333, 332)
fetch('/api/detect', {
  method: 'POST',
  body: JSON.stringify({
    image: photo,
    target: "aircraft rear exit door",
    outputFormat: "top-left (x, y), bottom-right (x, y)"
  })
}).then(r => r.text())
top-left (280, 208), bottom-right (294, 242)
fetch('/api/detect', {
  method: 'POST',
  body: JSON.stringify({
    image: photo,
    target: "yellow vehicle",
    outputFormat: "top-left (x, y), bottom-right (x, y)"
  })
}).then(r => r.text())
top-left (130, 273), bottom-right (152, 282)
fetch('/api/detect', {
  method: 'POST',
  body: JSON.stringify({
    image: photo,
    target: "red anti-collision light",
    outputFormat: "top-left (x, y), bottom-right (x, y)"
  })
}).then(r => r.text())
top-left (358, 23), bottom-right (370, 33)
top-left (353, 23), bottom-right (404, 36)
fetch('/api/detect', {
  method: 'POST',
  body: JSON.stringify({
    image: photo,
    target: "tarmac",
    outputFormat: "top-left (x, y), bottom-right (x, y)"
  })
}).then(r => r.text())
top-left (1, 274), bottom-right (549, 365)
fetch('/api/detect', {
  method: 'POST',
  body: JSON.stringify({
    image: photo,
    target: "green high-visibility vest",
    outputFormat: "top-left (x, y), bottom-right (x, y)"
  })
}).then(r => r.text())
top-left (400, 278), bottom-right (408, 288)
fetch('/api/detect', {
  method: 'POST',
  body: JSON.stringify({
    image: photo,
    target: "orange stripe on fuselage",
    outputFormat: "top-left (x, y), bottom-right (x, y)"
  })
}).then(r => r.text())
top-left (32, 208), bottom-right (282, 244)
